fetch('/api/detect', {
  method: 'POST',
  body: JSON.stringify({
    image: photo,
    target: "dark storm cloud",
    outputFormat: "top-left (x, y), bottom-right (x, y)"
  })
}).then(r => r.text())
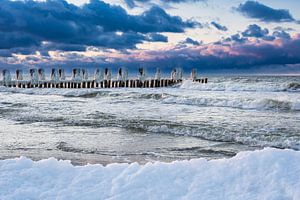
top-left (181, 37), bottom-right (202, 45)
top-left (136, 36), bottom-right (300, 71)
top-left (224, 34), bottom-right (248, 44)
top-left (0, 32), bottom-right (40, 49)
top-left (236, 1), bottom-right (295, 22)
top-left (242, 24), bottom-right (269, 38)
top-left (210, 21), bottom-right (228, 31)
top-left (223, 24), bottom-right (294, 45)
top-left (2, 36), bottom-right (300, 73)
top-left (241, 24), bottom-right (275, 41)
top-left (273, 31), bottom-right (291, 40)
top-left (241, 24), bottom-right (292, 41)
top-left (0, 0), bottom-right (197, 53)
top-left (147, 33), bottom-right (168, 42)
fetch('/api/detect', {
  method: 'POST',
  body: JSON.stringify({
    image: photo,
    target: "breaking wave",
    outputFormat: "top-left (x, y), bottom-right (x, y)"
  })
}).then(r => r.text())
top-left (287, 82), bottom-right (300, 91)
top-left (163, 96), bottom-right (300, 111)
top-left (10, 110), bottom-right (300, 150)
top-left (0, 86), bottom-right (173, 100)
top-left (180, 80), bottom-right (300, 92)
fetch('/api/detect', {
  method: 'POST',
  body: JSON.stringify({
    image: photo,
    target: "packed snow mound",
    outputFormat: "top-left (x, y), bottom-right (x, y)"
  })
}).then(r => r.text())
top-left (0, 148), bottom-right (300, 200)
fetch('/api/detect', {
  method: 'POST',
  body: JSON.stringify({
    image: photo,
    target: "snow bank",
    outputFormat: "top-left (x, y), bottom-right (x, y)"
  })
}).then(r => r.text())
top-left (1, 148), bottom-right (300, 200)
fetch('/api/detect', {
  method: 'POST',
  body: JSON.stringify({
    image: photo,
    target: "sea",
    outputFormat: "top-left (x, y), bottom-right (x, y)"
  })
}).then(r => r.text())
top-left (0, 75), bottom-right (299, 165)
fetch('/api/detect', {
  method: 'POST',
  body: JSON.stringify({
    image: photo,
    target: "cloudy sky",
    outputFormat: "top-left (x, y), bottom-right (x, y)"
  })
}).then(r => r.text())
top-left (1, 0), bottom-right (300, 73)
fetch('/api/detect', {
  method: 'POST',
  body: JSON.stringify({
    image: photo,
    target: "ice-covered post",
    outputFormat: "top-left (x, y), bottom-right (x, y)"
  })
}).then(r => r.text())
top-left (58, 68), bottom-right (65, 81)
top-left (155, 68), bottom-right (161, 80)
top-left (104, 68), bottom-right (111, 88)
top-left (29, 69), bottom-right (39, 86)
top-left (94, 68), bottom-right (103, 87)
top-left (2, 69), bottom-right (11, 86)
top-left (176, 68), bottom-right (183, 81)
top-left (80, 68), bottom-right (87, 88)
top-left (104, 68), bottom-right (111, 80)
top-left (94, 68), bottom-right (103, 82)
top-left (38, 68), bottom-right (45, 87)
top-left (16, 69), bottom-right (23, 81)
top-left (82, 69), bottom-right (88, 80)
top-left (138, 68), bottom-right (146, 81)
top-left (191, 68), bottom-right (197, 81)
top-left (171, 68), bottom-right (178, 81)
top-left (117, 67), bottom-right (128, 87)
top-left (117, 68), bottom-right (123, 81)
top-left (123, 68), bottom-right (128, 81)
top-left (116, 68), bottom-right (122, 87)
top-left (72, 68), bottom-right (82, 82)
top-left (51, 68), bottom-right (59, 81)
top-left (38, 68), bottom-right (45, 81)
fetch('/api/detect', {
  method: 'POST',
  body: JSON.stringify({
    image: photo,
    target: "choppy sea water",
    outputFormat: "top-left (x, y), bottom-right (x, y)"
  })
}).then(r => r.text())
top-left (0, 76), bottom-right (299, 165)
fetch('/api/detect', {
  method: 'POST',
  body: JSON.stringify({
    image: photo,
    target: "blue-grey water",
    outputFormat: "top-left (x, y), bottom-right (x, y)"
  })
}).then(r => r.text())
top-left (0, 76), bottom-right (299, 165)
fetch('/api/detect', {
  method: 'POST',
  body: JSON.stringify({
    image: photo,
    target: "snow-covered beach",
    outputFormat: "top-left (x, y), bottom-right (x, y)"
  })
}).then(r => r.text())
top-left (1, 148), bottom-right (299, 200)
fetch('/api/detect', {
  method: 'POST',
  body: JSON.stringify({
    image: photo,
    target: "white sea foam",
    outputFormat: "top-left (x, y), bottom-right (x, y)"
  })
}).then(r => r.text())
top-left (1, 86), bottom-right (299, 111)
top-left (0, 148), bottom-right (299, 200)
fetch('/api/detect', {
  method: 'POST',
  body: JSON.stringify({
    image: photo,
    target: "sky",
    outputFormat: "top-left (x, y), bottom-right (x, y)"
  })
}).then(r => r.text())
top-left (0, 0), bottom-right (300, 73)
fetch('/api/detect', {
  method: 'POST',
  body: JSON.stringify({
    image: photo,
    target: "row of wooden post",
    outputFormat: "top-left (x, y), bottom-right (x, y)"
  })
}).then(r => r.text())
top-left (4, 79), bottom-right (185, 89)
top-left (193, 78), bottom-right (208, 83)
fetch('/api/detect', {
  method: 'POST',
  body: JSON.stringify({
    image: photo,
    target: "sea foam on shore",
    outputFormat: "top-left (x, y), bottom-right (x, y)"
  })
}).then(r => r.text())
top-left (0, 148), bottom-right (299, 200)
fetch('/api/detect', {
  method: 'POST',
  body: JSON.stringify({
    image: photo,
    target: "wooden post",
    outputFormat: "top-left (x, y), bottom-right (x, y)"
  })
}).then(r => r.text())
top-left (150, 80), bottom-right (154, 88)
top-left (133, 80), bottom-right (136, 88)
